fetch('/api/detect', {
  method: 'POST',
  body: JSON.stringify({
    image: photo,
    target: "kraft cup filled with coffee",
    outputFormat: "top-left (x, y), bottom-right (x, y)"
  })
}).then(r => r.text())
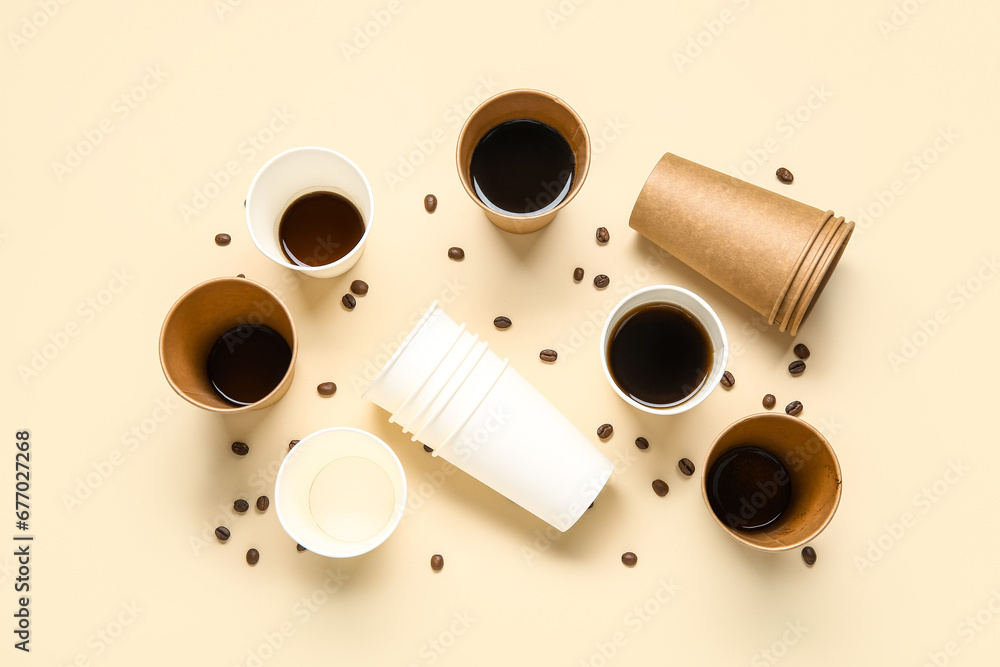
top-left (364, 302), bottom-right (614, 531)
top-left (701, 413), bottom-right (842, 551)
top-left (628, 153), bottom-right (855, 336)
top-left (600, 285), bottom-right (728, 416)
top-left (274, 428), bottom-right (406, 558)
top-left (158, 277), bottom-right (297, 412)
top-left (246, 146), bottom-right (374, 279)
top-left (456, 89), bottom-right (591, 234)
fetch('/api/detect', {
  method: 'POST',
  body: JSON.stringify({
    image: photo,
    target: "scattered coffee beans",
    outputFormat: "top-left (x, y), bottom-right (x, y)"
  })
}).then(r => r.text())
top-left (342, 293), bottom-right (357, 309)
top-left (594, 274), bottom-right (610, 289)
top-left (317, 382), bottom-right (337, 397)
top-left (493, 316), bottom-right (512, 330)
top-left (215, 526), bottom-right (231, 542)
top-left (424, 194), bottom-right (437, 213)
top-left (621, 552), bottom-right (638, 567)
top-left (776, 167), bottom-right (794, 184)
top-left (596, 227), bottom-right (610, 244)
top-left (720, 370), bottom-right (735, 388)
top-left (785, 400), bottom-right (803, 416)
top-left (763, 394), bottom-right (776, 409)
top-left (215, 233), bottom-right (231, 246)
top-left (539, 349), bottom-right (558, 363)
top-left (652, 479), bottom-right (669, 496)
top-left (289, 439), bottom-right (299, 450)
top-left (234, 499), bottom-right (249, 513)
top-left (448, 247), bottom-right (465, 261)
top-left (573, 267), bottom-right (584, 282)
top-left (246, 548), bottom-right (260, 565)
top-left (635, 436), bottom-right (649, 450)
top-left (793, 343), bottom-right (810, 359)
top-left (256, 495), bottom-right (269, 512)
top-left (678, 458), bottom-right (696, 476)
top-left (350, 280), bottom-right (369, 295)
top-left (296, 543), bottom-right (307, 552)
top-left (597, 423), bottom-right (614, 439)
top-left (231, 441), bottom-right (249, 456)
top-left (430, 554), bottom-right (444, 571)
top-left (423, 444), bottom-right (433, 453)
top-left (788, 360), bottom-right (806, 376)
top-left (802, 546), bottom-right (817, 566)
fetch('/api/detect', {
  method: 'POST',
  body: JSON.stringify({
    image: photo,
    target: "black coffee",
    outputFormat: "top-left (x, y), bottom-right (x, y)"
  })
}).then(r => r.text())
top-left (206, 324), bottom-right (292, 406)
top-left (469, 119), bottom-right (574, 215)
top-left (706, 445), bottom-right (792, 531)
top-left (607, 304), bottom-right (712, 408)
top-left (278, 191), bottom-right (365, 267)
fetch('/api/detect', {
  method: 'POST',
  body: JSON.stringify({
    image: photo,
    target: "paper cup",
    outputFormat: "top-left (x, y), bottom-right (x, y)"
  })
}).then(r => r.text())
top-left (456, 89), bottom-right (590, 234)
top-left (701, 413), bottom-right (842, 552)
top-left (158, 277), bottom-right (297, 412)
top-left (274, 428), bottom-right (406, 558)
top-left (246, 146), bottom-right (374, 279)
top-left (600, 286), bottom-right (729, 416)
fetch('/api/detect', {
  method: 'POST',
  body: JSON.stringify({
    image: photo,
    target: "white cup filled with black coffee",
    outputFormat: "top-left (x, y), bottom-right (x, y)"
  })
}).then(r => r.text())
top-left (600, 285), bottom-right (729, 415)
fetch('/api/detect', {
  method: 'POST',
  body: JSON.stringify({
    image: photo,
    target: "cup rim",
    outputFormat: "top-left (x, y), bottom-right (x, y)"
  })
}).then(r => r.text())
top-left (245, 146), bottom-right (375, 275)
top-left (599, 285), bottom-right (729, 415)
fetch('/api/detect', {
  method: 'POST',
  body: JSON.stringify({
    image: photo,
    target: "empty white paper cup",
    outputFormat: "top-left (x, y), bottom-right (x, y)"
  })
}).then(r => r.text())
top-left (600, 285), bottom-right (729, 416)
top-left (274, 428), bottom-right (406, 558)
top-left (246, 146), bottom-right (374, 279)
top-left (365, 303), bottom-right (614, 531)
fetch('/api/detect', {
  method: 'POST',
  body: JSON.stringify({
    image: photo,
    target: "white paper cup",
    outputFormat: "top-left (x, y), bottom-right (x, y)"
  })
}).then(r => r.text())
top-left (246, 146), bottom-right (374, 279)
top-left (274, 428), bottom-right (406, 558)
top-left (600, 285), bottom-right (728, 415)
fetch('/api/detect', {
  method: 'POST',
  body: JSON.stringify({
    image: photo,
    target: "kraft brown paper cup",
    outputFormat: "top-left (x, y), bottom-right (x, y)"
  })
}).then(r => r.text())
top-left (158, 277), bottom-right (298, 413)
top-left (629, 153), bottom-right (855, 336)
top-left (456, 89), bottom-right (590, 234)
top-left (701, 413), bottom-right (842, 552)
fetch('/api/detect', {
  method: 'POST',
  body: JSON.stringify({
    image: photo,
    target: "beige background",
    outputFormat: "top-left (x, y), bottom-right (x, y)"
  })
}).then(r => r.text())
top-left (3, 0), bottom-right (999, 665)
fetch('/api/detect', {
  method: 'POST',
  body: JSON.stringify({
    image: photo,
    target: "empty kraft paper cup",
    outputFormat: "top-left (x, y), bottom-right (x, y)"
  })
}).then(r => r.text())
top-left (274, 428), bottom-right (406, 558)
top-left (364, 303), bottom-right (614, 531)
top-left (628, 153), bottom-right (855, 336)
top-left (246, 146), bottom-right (374, 279)
top-left (456, 88), bottom-right (591, 234)
top-left (600, 285), bottom-right (729, 416)
top-left (158, 277), bottom-right (297, 412)
top-left (701, 413), bottom-right (842, 552)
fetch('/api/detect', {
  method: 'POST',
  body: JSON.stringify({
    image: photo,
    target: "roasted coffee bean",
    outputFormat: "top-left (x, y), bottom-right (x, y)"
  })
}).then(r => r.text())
top-left (596, 227), bottom-right (610, 244)
top-left (588, 502), bottom-right (594, 510)
top-left (776, 167), bottom-right (794, 184)
top-left (215, 526), bottom-right (231, 542)
top-left (448, 247), bottom-right (465, 261)
top-left (788, 360), bottom-right (806, 375)
top-left (652, 479), bottom-right (669, 497)
top-left (763, 394), bottom-right (776, 409)
top-left (288, 439), bottom-right (299, 450)
top-left (573, 267), bottom-right (584, 282)
top-left (785, 400), bottom-right (803, 416)
top-left (635, 436), bottom-right (649, 450)
top-left (793, 343), bottom-right (810, 359)
top-left (423, 445), bottom-right (433, 453)
top-left (317, 382), bottom-right (337, 397)
top-left (424, 194), bottom-right (437, 213)
top-left (342, 293), bottom-right (357, 309)
top-left (594, 274), bottom-right (610, 289)
top-left (350, 280), bottom-right (369, 295)
top-left (621, 552), bottom-right (638, 567)
top-left (256, 495), bottom-right (270, 511)
top-left (234, 499), bottom-right (249, 513)
top-left (720, 370), bottom-right (735, 388)
top-left (539, 349), bottom-right (558, 363)
top-left (493, 316), bottom-right (512, 330)
top-left (215, 233), bottom-right (231, 246)
top-left (597, 423), bottom-right (614, 439)
top-left (296, 543), bottom-right (307, 552)
top-left (430, 554), bottom-right (444, 571)
top-left (802, 546), bottom-right (817, 566)
top-left (236, 273), bottom-right (245, 278)
top-left (246, 548), bottom-right (260, 565)
top-left (231, 441), bottom-right (249, 456)
top-left (678, 458), bottom-right (696, 476)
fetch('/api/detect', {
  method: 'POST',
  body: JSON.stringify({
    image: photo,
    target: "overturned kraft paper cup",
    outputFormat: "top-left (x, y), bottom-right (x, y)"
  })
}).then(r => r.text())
top-left (629, 153), bottom-right (855, 336)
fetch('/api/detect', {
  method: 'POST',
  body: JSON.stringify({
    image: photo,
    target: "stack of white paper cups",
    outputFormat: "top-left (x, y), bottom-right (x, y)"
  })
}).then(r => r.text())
top-left (364, 303), bottom-right (615, 531)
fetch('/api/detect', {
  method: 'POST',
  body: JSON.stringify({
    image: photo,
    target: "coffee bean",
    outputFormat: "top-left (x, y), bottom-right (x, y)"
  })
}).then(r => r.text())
top-left (794, 343), bottom-right (810, 359)
top-left (802, 546), bottom-right (817, 566)
top-left (234, 499), bottom-right (249, 513)
top-left (588, 501), bottom-right (594, 510)
top-left (594, 274), bottom-right (610, 289)
top-left (423, 445), bottom-right (433, 453)
top-left (539, 349), bottom-right (558, 363)
top-left (763, 394), bottom-right (776, 409)
top-left (788, 360), bottom-right (806, 376)
top-left (317, 382), bottom-right (337, 397)
top-left (424, 194), bottom-right (438, 213)
top-left (246, 548), bottom-right (259, 565)
top-left (231, 441), bottom-right (249, 456)
top-left (621, 552), bottom-right (638, 567)
top-left (288, 439), bottom-right (299, 450)
top-left (236, 273), bottom-right (245, 278)
top-left (596, 227), bottom-right (610, 244)
top-left (256, 495), bottom-right (269, 511)
top-left (678, 458), bottom-right (695, 476)
top-left (597, 423), bottom-right (614, 439)
top-left (776, 167), bottom-right (794, 184)
top-left (493, 316), bottom-right (512, 330)
top-left (215, 233), bottom-right (231, 246)
top-left (350, 280), bottom-right (369, 296)
top-left (573, 267), bottom-right (584, 282)
top-left (215, 526), bottom-right (231, 541)
top-left (296, 543), bottom-right (307, 552)
top-left (635, 436), bottom-right (649, 450)
top-left (448, 247), bottom-right (465, 261)
top-left (652, 479), bottom-right (669, 497)
top-left (430, 554), bottom-right (444, 571)
top-left (342, 293), bottom-right (357, 310)
top-left (785, 400), bottom-right (803, 416)
top-left (720, 370), bottom-right (735, 388)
